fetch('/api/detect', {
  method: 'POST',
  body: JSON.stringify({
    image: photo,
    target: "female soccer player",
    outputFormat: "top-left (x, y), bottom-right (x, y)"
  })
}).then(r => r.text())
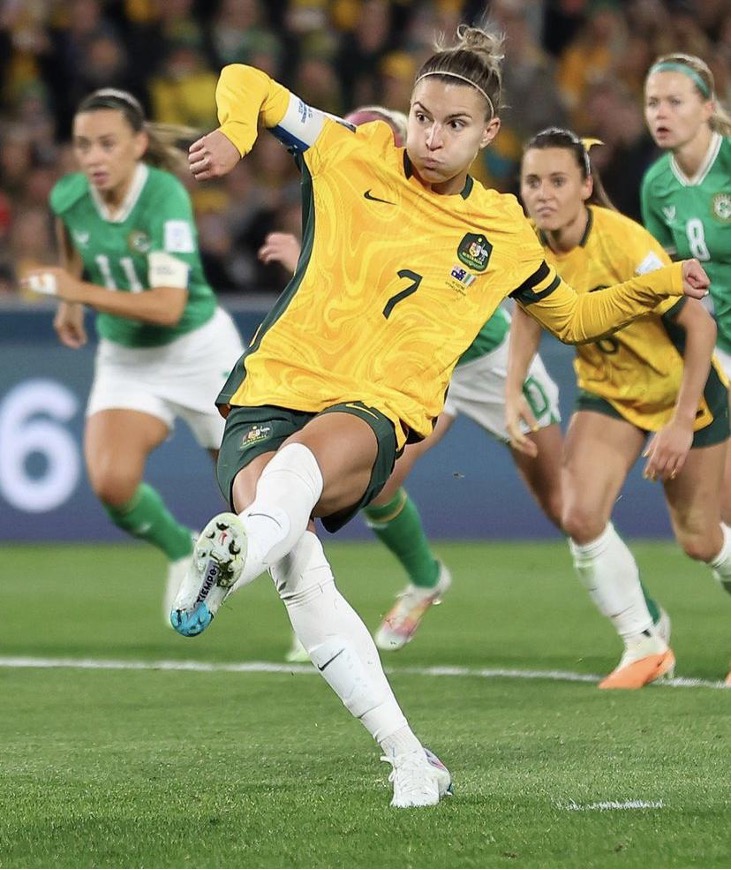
top-left (642, 53), bottom-right (731, 526)
top-left (508, 127), bottom-right (729, 689)
top-left (171, 27), bottom-right (708, 807)
top-left (24, 89), bottom-right (243, 617)
top-left (259, 106), bottom-right (563, 659)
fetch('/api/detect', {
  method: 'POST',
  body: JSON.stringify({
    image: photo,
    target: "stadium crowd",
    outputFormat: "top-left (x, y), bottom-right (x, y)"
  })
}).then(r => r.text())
top-left (0, 0), bottom-right (729, 300)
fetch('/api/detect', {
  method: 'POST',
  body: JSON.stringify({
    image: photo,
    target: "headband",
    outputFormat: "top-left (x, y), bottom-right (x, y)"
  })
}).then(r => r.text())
top-left (648, 62), bottom-right (711, 97)
top-left (414, 71), bottom-right (495, 119)
top-left (85, 88), bottom-right (145, 117)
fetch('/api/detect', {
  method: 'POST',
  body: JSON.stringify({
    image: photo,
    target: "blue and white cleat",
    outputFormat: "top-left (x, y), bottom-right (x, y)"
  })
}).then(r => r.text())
top-left (170, 512), bottom-right (246, 637)
top-left (383, 747), bottom-right (452, 808)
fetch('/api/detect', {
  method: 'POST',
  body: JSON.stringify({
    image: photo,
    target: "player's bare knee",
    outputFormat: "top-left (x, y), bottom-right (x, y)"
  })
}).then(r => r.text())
top-left (90, 470), bottom-right (139, 506)
top-left (562, 506), bottom-right (604, 543)
top-left (676, 527), bottom-right (721, 564)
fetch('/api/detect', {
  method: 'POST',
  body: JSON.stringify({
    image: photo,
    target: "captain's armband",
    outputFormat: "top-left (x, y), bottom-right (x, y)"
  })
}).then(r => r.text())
top-left (148, 251), bottom-right (189, 289)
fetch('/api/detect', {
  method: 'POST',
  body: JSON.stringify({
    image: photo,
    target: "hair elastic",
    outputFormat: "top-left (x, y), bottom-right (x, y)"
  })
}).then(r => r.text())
top-left (414, 71), bottom-right (495, 118)
top-left (648, 62), bottom-right (711, 98)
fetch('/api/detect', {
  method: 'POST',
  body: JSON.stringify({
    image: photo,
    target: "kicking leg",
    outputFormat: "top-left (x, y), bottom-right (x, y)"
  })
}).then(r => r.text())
top-left (272, 530), bottom-right (451, 807)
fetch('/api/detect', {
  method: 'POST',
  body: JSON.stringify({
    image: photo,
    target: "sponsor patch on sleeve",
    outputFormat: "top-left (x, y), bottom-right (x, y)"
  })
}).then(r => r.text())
top-left (636, 251), bottom-right (665, 275)
top-left (164, 219), bottom-right (195, 253)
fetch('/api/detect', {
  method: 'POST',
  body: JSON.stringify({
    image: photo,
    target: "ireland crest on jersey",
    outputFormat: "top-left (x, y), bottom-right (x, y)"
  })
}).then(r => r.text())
top-left (128, 230), bottom-right (151, 253)
top-left (712, 193), bottom-right (730, 223)
top-left (457, 233), bottom-right (492, 272)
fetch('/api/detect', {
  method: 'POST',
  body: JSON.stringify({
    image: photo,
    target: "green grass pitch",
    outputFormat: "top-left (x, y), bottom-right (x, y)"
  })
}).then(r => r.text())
top-left (2, 539), bottom-right (729, 869)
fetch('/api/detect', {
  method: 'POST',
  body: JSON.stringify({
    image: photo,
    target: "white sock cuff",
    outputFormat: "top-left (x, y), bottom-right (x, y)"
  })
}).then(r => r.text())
top-left (710, 523), bottom-right (731, 569)
top-left (569, 522), bottom-right (614, 560)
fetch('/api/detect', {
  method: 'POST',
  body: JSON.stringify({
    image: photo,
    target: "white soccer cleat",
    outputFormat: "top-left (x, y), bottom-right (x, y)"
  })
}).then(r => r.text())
top-left (164, 552), bottom-right (193, 625)
top-left (163, 532), bottom-right (199, 625)
top-left (170, 513), bottom-right (246, 637)
top-left (383, 747), bottom-right (452, 808)
top-left (374, 563), bottom-right (452, 651)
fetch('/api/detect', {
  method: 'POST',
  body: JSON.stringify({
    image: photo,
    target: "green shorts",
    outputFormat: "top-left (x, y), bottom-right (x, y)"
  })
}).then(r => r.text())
top-left (216, 402), bottom-right (399, 533)
top-left (576, 381), bottom-right (730, 448)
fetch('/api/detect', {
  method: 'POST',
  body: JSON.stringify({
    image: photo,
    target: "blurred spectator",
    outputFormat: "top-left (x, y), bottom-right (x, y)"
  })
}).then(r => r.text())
top-left (148, 41), bottom-right (219, 129)
top-left (209, 0), bottom-right (283, 72)
top-left (0, 124), bottom-right (35, 200)
top-left (542, 0), bottom-right (587, 58)
top-left (69, 32), bottom-right (135, 108)
top-left (291, 52), bottom-right (344, 117)
top-left (6, 205), bottom-right (56, 301)
top-left (555, 0), bottom-right (627, 130)
top-left (0, 0), bottom-right (728, 301)
top-left (45, 0), bottom-right (121, 137)
top-left (335, 0), bottom-right (397, 108)
top-left (583, 78), bottom-right (658, 221)
top-left (472, 0), bottom-right (567, 194)
top-left (378, 51), bottom-right (417, 112)
top-left (0, 0), bottom-right (52, 114)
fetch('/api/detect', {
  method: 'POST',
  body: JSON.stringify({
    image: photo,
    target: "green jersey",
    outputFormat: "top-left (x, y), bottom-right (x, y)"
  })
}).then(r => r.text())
top-left (50, 164), bottom-right (217, 348)
top-left (641, 133), bottom-right (730, 351)
top-left (456, 307), bottom-right (511, 367)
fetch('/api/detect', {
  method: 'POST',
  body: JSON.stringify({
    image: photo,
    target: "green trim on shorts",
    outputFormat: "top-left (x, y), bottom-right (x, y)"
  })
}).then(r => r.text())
top-left (215, 402), bottom-right (398, 534)
top-left (575, 385), bottom-right (730, 448)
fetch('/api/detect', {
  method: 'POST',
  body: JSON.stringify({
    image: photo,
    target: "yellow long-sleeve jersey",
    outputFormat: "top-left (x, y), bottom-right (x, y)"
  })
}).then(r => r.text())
top-left (544, 206), bottom-right (724, 430)
top-left (215, 65), bottom-right (686, 445)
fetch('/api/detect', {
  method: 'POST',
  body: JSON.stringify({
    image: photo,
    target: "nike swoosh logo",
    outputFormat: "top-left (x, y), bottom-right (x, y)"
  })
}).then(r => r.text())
top-left (364, 189), bottom-right (396, 205)
top-left (316, 648), bottom-right (344, 672)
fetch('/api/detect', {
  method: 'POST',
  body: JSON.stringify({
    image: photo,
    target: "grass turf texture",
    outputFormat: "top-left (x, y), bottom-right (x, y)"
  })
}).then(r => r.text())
top-left (2, 540), bottom-right (729, 869)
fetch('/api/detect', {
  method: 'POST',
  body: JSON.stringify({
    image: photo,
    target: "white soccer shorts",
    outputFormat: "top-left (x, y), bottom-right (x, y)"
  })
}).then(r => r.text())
top-left (442, 336), bottom-right (560, 442)
top-left (86, 306), bottom-right (244, 449)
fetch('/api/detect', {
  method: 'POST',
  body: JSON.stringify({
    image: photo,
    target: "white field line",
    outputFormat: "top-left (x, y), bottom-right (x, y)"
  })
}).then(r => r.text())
top-left (562, 800), bottom-right (664, 811)
top-left (0, 656), bottom-right (726, 689)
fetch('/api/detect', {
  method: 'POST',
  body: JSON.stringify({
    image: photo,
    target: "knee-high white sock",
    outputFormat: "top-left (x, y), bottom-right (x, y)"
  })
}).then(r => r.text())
top-left (569, 523), bottom-right (655, 642)
top-left (709, 523), bottom-right (731, 593)
top-left (271, 531), bottom-right (422, 752)
top-left (234, 443), bottom-right (323, 589)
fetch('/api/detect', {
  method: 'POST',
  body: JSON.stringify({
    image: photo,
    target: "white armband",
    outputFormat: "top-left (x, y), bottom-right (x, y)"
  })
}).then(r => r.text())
top-left (25, 272), bottom-right (58, 296)
top-left (148, 251), bottom-right (189, 289)
top-left (271, 93), bottom-right (327, 152)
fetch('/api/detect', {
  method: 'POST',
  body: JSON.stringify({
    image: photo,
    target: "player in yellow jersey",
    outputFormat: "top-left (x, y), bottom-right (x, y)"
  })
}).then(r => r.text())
top-left (258, 105), bottom-right (562, 663)
top-left (169, 27), bottom-right (709, 808)
top-left (508, 127), bottom-right (729, 689)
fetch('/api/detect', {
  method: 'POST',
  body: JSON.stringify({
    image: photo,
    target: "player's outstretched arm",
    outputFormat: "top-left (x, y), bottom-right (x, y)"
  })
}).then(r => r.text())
top-left (521, 259), bottom-right (709, 345)
top-left (189, 64), bottom-right (338, 183)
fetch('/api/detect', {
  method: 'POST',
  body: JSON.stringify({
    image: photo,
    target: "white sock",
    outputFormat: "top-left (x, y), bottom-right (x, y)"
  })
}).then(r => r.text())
top-left (569, 523), bottom-right (655, 642)
top-left (709, 523), bottom-right (731, 593)
top-left (271, 531), bottom-right (417, 745)
top-left (234, 443), bottom-right (323, 589)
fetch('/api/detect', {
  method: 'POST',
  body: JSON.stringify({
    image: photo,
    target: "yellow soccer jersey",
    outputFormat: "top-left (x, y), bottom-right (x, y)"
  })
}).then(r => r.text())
top-left (543, 205), bottom-right (717, 430)
top-left (214, 66), bottom-right (686, 445)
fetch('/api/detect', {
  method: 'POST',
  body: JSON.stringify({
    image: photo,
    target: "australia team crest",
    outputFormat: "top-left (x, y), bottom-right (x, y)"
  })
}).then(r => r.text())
top-left (457, 233), bottom-right (492, 272)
